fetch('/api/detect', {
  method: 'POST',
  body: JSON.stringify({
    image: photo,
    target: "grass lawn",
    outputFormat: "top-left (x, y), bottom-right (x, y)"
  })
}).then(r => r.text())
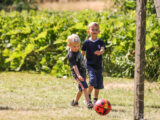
top-left (0, 72), bottom-right (160, 120)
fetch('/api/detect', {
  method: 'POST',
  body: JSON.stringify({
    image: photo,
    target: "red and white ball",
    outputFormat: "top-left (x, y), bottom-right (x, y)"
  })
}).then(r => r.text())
top-left (94, 99), bottom-right (111, 115)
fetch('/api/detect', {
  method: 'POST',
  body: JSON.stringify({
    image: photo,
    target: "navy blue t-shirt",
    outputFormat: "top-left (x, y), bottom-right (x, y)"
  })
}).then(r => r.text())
top-left (81, 38), bottom-right (105, 69)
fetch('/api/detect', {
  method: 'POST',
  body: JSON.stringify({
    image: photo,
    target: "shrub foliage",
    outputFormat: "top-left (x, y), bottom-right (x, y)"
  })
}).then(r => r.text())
top-left (0, 10), bottom-right (160, 81)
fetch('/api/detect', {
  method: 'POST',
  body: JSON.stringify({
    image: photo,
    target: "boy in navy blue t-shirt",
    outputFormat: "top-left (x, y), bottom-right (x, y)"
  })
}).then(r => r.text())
top-left (67, 34), bottom-right (93, 109)
top-left (82, 22), bottom-right (105, 104)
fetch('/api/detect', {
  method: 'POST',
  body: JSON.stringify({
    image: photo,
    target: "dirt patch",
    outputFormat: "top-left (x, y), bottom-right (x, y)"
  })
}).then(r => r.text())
top-left (38, 1), bottom-right (113, 11)
top-left (104, 81), bottom-right (160, 90)
top-left (104, 81), bottom-right (134, 90)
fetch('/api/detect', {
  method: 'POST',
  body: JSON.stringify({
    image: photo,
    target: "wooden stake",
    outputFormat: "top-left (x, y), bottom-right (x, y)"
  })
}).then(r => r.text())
top-left (134, 0), bottom-right (147, 119)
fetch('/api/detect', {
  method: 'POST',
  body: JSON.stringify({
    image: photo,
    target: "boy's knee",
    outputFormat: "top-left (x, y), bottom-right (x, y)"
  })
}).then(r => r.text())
top-left (78, 90), bottom-right (83, 92)
top-left (83, 88), bottom-right (87, 91)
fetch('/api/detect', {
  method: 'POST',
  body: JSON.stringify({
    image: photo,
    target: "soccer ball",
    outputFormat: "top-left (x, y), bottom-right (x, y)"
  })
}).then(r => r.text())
top-left (94, 99), bottom-right (111, 115)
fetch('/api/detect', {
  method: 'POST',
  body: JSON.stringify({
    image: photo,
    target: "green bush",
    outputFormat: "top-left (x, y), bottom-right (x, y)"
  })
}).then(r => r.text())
top-left (0, 0), bottom-right (37, 11)
top-left (113, 0), bottom-right (155, 14)
top-left (0, 10), bottom-right (160, 81)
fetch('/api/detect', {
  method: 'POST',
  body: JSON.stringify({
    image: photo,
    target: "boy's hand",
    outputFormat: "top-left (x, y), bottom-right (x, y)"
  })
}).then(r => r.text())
top-left (94, 47), bottom-right (104, 56)
top-left (94, 50), bottom-right (102, 56)
top-left (78, 75), bottom-right (84, 81)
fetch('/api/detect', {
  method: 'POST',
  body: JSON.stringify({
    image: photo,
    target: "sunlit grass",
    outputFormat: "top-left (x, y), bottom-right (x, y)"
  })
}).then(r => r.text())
top-left (0, 72), bottom-right (159, 120)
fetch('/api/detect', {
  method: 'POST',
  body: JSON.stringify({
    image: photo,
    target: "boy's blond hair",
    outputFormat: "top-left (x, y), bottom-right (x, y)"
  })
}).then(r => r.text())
top-left (67, 34), bottom-right (81, 45)
top-left (88, 22), bottom-right (99, 29)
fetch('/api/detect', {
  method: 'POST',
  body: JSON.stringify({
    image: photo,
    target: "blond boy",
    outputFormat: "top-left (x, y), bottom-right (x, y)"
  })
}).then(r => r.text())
top-left (67, 34), bottom-right (93, 109)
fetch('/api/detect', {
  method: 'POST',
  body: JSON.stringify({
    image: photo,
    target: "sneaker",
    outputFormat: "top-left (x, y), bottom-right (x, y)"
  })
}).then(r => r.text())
top-left (93, 98), bottom-right (98, 105)
top-left (71, 100), bottom-right (78, 106)
top-left (87, 101), bottom-right (93, 109)
top-left (83, 100), bottom-right (93, 109)
top-left (83, 100), bottom-right (87, 105)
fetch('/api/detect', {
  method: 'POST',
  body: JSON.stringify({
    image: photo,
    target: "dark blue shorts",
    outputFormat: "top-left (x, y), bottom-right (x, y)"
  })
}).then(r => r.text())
top-left (87, 65), bottom-right (104, 89)
top-left (72, 71), bottom-right (88, 91)
top-left (77, 78), bottom-right (88, 91)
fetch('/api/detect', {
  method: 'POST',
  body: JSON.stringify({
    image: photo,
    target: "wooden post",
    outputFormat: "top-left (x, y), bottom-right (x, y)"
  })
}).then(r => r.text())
top-left (154, 0), bottom-right (160, 25)
top-left (134, 0), bottom-right (147, 120)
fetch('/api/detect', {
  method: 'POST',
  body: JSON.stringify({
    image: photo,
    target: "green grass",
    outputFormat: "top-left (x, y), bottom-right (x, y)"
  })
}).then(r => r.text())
top-left (0, 72), bottom-right (160, 120)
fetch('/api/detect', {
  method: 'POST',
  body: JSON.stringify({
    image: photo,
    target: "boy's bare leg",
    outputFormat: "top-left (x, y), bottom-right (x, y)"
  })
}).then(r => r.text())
top-left (74, 91), bottom-right (82, 103)
top-left (88, 85), bottom-right (94, 96)
top-left (93, 89), bottom-right (99, 104)
top-left (83, 88), bottom-right (93, 108)
top-left (83, 88), bottom-right (90, 103)
top-left (94, 89), bottom-right (99, 99)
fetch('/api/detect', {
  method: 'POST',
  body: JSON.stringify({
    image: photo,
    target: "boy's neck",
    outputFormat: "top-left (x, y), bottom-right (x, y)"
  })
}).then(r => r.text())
top-left (90, 36), bottom-right (98, 41)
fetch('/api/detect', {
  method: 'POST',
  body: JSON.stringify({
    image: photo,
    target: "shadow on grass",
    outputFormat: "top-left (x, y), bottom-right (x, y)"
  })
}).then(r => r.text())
top-left (112, 103), bottom-right (160, 109)
top-left (111, 109), bottom-right (126, 113)
top-left (112, 103), bottom-right (133, 107)
top-left (0, 106), bottom-right (14, 110)
top-left (145, 105), bottom-right (160, 109)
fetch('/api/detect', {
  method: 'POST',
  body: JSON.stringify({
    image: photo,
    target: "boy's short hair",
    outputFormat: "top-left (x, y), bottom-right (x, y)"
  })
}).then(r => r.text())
top-left (88, 22), bottom-right (99, 29)
top-left (67, 34), bottom-right (81, 45)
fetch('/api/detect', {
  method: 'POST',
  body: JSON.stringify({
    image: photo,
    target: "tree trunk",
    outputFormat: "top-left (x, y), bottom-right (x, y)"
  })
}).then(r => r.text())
top-left (134, 0), bottom-right (147, 120)
top-left (154, 0), bottom-right (160, 25)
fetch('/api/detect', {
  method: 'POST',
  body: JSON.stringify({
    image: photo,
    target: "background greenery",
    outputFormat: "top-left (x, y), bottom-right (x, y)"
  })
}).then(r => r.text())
top-left (0, 0), bottom-right (160, 82)
top-left (0, 0), bottom-right (37, 11)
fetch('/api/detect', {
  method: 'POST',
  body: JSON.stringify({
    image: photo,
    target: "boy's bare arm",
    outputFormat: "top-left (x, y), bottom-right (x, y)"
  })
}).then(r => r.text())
top-left (81, 50), bottom-right (85, 56)
top-left (73, 65), bottom-right (84, 81)
top-left (100, 47), bottom-right (105, 54)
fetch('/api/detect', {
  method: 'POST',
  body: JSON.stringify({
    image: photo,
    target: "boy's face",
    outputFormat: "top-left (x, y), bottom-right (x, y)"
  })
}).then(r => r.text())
top-left (88, 25), bottom-right (100, 38)
top-left (68, 43), bottom-right (80, 52)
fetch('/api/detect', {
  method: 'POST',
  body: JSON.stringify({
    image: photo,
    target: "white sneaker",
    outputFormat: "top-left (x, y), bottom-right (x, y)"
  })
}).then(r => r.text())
top-left (83, 100), bottom-right (93, 109)
top-left (83, 100), bottom-right (87, 105)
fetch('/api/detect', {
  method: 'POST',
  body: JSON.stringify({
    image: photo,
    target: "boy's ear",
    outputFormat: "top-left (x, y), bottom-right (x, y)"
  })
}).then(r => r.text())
top-left (67, 39), bottom-right (70, 46)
